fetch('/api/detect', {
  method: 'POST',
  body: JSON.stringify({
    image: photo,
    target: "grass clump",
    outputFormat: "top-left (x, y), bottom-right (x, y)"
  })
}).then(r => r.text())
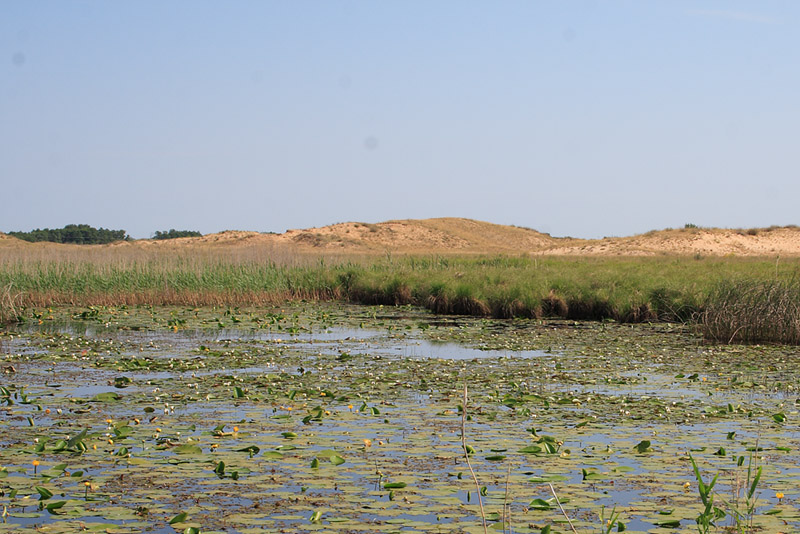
top-left (701, 278), bottom-right (800, 344)
top-left (1, 283), bottom-right (22, 324)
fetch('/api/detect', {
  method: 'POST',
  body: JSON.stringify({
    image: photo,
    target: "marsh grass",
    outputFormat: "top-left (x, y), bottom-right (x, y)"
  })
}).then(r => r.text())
top-left (701, 278), bottom-right (800, 344)
top-left (3, 243), bottom-right (800, 342)
top-left (0, 283), bottom-right (21, 324)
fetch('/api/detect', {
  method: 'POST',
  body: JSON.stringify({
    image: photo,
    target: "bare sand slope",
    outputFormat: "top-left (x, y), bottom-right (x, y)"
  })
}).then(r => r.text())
top-left (2, 220), bottom-right (799, 256)
top-left (546, 227), bottom-right (800, 256)
top-left (256, 219), bottom-right (800, 256)
top-left (275, 218), bottom-right (562, 253)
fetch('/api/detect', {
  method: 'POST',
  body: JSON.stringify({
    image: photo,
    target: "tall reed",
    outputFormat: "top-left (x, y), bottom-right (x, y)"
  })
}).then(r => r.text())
top-left (0, 283), bottom-right (21, 324)
top-left (3, 242), bottom-right (800, 342)
top-left (701, 278), bottom-right (800, 344)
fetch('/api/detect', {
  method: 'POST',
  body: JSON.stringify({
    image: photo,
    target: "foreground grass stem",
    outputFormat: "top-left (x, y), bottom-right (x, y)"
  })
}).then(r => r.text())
top-left (462, 383), bottom-right (488, 534)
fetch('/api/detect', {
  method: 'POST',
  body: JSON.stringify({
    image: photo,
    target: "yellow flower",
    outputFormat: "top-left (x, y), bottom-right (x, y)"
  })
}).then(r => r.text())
top-left (233, 426), bottom-right (239, 432)
top-left (776, 492), bottom-right (784, 500)
top-left (363, 439), bottom-right (372, 448)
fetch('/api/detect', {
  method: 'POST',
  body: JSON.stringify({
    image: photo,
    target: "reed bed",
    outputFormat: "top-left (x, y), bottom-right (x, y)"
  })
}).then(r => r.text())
top-left (2, 243), bottom-right (800, 343)
top-left (700, 278), bottom-right (800, 344)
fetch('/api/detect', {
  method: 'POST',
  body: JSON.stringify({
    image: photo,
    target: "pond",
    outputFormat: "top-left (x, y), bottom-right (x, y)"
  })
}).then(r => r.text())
top-left (0, 303), bottom-right (798, 533)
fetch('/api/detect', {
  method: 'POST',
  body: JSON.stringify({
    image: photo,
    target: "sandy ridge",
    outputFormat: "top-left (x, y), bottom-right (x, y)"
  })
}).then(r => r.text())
top-left (2, 220), bottom-right (799, 256)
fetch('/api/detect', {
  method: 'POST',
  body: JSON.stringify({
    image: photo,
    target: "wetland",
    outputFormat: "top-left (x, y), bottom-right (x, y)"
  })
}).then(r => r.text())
top-left (0, 303), bottom-right (798, 533)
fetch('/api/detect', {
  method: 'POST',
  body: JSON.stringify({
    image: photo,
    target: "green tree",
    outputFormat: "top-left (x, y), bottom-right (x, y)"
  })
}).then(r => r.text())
top-left (8, 224), bottom-right (129, 244)
top-left (152, 229), bottom-right (203, 240)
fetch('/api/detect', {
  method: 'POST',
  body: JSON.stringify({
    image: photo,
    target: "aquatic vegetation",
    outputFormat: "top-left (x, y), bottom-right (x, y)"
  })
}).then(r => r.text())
top-left (701, 278), bottom-right (800, 344)
top-left (0, 303), bottom-right (797, 532)
top-left (461, 384), bottom-right (488, 534)
top-left (4, 248), bottom-right (800, 343)
top-left (689, 453), bottom-right (724, 533)
top-left (0, 284), bottom-right (21, 325)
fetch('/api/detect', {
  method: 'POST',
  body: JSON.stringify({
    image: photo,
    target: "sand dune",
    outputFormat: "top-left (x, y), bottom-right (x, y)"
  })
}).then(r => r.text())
top-left (2, 219), bottom-right (799, 256)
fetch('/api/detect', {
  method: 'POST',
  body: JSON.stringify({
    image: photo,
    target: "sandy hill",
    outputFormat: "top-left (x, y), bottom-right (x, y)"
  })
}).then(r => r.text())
top-left (142, 219), bottom-right (800, 256)
top-left (546, 226), bottom-right (800, 256)
top-left (129, 219), bottom-right (561, 254)
top-left (277, 218), bottom-right (562, 253)
top-left (0, 232), bottom-right (28, 246)
top-left (3, 220), bottom-right (800, 256)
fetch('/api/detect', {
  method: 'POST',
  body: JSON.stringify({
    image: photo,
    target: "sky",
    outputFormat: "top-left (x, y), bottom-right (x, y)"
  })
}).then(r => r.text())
top-left (2, 1), bottom-right (799, 239)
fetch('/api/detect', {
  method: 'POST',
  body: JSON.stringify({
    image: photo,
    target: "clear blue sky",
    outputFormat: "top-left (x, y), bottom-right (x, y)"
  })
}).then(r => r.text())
top-left (3, 1), bottom-right (798, 239)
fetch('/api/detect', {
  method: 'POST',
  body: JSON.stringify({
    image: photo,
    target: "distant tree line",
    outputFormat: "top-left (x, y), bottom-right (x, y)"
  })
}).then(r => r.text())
top-left (8, 224), bottom-right (129, 244)
top-left (152, 229), bottom-right (203, 240)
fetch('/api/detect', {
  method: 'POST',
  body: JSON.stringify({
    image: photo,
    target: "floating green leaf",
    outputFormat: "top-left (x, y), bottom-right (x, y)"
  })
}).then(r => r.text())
top-left (582, 468), bottom-right (606, 481)
top-left (91, 392), bottom-right (121, 402)
top-left (169, 512), bottom-right (189, 524)
top-left (45, 501), bottom-right (66, 514)
top-left (173, 444), bottom-right (203, 455)
top-left (529, 498), bottom-right (552, 510)
top-left (214, 461), bottom-right (225, 475)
